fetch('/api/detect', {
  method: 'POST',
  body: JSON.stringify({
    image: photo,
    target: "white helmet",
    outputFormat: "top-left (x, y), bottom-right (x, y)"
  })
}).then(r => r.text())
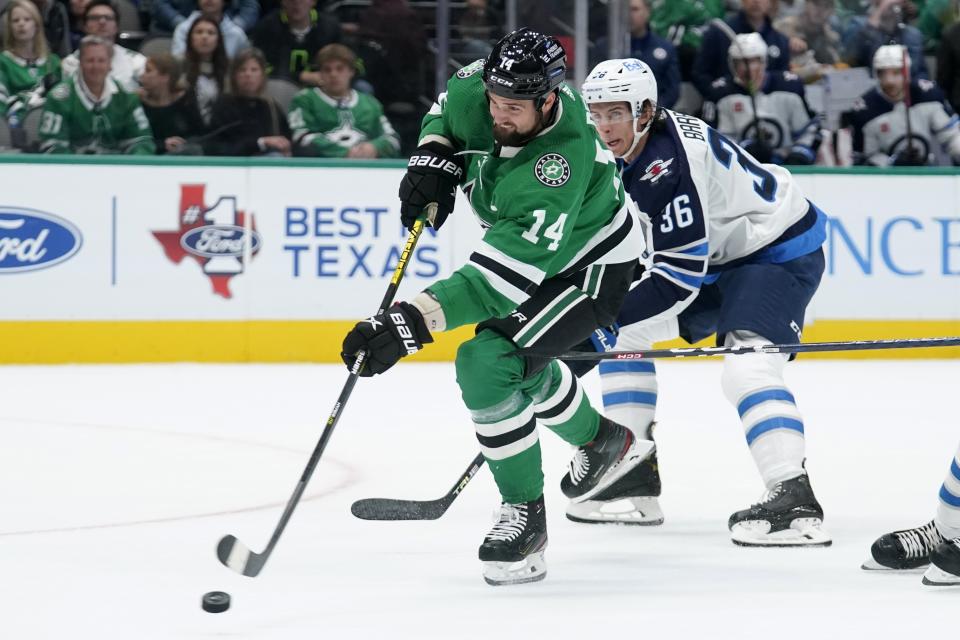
top-left (728, 32), bottom-right (768, 62)
top-left (873, 44), bottom-right (909, 72)
top-left (581, 58), bottom-right (658, 158)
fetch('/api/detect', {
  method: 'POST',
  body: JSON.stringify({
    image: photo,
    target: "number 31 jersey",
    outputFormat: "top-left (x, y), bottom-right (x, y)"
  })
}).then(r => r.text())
top-left (618, 109), bottom-right (826, 327)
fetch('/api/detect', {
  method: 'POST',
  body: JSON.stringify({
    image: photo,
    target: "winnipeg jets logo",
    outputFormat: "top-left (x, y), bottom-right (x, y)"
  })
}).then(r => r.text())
top-left (534, 153), bottom-right (571, 187)
top-left (639, 158), bottom-right (674, 184)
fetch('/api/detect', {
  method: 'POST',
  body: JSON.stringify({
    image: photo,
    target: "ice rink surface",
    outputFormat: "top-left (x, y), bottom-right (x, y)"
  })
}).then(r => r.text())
top-left (1, 359), bottom-right (957, 639)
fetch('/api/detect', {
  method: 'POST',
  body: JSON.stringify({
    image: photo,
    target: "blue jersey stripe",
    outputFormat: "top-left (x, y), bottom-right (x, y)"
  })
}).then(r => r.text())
top-left (753, 205), bottom-right (827, 264)
top-left (599, 360), bottom-right (657, 374)
top-left (656, 265), bottom-right (705, 289)
top-left (951, 458), bottom-right (960, 482)
top-left (940, 484), bottom-right (960, 507)
top-left (737, 388), bottom-right (797, 417)
top-left (603, 390), bottom-right (658, 407)
top-left (745, 417), bottom-right (804, 445)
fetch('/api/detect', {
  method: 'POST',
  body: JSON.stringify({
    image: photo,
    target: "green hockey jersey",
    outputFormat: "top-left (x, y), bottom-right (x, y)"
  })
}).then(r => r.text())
top-left (39, 75), bottom-right (155, 155)
top-left (0, 51), bottom-right (61, 118)
top-left (288, 88), bottom-right (400, 158)
top-left (419, 60), bottom-right (643, 329)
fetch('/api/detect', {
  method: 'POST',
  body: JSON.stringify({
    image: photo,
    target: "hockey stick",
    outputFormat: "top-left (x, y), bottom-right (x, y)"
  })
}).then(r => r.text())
top-left (350, 452), bottom-right (486, 520)
top-left (551, 336), bottom-right (960, 362)
top-left (216, 211), bottom-right (432, 577)
top-left (901, 43), bottom-right (916, 158)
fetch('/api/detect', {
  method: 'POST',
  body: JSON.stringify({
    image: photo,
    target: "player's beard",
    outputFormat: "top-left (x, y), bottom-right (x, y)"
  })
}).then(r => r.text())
top-left (492, 111), bottom-right (546, 146)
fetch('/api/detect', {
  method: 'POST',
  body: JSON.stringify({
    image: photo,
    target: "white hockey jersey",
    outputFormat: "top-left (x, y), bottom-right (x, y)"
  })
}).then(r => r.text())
top-left (844, 79), bottom-right (960, 166)
top-left (707, 71), bottom-right (821, 164)
top-left (617, 109), bottom-right (826, 327)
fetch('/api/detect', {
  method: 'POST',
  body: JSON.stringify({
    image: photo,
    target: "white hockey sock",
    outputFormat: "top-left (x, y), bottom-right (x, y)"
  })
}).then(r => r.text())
top-left (935, 441), bottom-right (960, 539)
top-left (598, 359), bottom-right (657, 435)
top-left (721, 331), bottom-right (806, 489)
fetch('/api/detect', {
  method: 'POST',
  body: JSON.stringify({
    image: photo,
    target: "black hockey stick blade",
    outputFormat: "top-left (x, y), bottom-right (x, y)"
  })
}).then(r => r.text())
top-left (351, 452), bottom-right (486, 521)
top-left (351, 496), bottom-right (452, 521)
top-left (217, 534), bottom-right (266, 577)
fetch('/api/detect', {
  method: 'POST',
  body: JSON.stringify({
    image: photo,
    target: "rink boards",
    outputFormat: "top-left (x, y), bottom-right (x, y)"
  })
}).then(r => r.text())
top-left (1, 157), bottom-right (958, 362)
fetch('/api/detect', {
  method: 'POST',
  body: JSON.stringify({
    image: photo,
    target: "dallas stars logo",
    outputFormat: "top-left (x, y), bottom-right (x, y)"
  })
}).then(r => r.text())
top-left (535, 153), bottom-right (570, 187)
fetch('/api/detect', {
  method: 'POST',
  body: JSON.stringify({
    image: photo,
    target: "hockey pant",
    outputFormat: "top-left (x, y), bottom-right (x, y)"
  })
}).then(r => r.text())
top-left (455, 261), bottom-right (635, 504)
top-left (601, 322), bottom-right (807, 489)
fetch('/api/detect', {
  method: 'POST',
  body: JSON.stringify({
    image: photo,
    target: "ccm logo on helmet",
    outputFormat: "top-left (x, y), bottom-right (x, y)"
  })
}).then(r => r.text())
top-left (408, 155), bottom-right (463, 178)
top-left (390, 312), bottom-right (421, 355)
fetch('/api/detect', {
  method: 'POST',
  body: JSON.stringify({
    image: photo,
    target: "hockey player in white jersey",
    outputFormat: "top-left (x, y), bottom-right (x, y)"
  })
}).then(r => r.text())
top-left (707, 33), bottom-right (821, 166)
top-left (844, 44), bottom-right (960, 167)
top-left (570, 58), bottom-right (831, 547)
top-left (863, 440), bottom-right (960, 586)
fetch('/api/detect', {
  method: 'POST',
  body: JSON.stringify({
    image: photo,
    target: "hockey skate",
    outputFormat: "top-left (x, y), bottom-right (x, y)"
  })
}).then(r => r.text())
top-left (566, 422), bottom-right (663, 525)
top-left (728, 473), bottom-right (831, 547)
top-left (561, 416), bottom-right (645, 504)
top-left (479, 495), bottom-right (547, 586)
top-left (923, 538), bottom-right (960, 586)
top-left (862, 520), bottom-right (944, 570)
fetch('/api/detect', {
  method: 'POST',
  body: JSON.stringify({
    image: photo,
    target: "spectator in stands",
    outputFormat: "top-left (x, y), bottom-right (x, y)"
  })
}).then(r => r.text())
top-left (152, 0), bottom-right (259, 35)
top-left (710, 33), bottom-right (821, 165)
top-left (3, 0), bottom-right (72, 58)
top-left (692, 0), bottom-right (791, 100)
top-left (349, 0), bottom-right (426, 105)
top-left (591, 0), bottom-right (681, 108)
top-left (39, 35), bottom-right (155, 153)
top-left (455, 0), bottom-right (502, 60)
top-left (288, 43), bottom-right (399, 157)
top-left (204, 48), bottom-right (291, 155)
top-left (774, 0), bottom-right (843, 83)
top-left (844, 44), bottom-right (960, 165)
top-left (183, 16), bottom-right (227, 124)
top-left (67, 0), bottom-right (90, 51)
top-left (917, 0), bottom-right (957, 51)
top-left (937, 18), bottom-right (960, 112)
top-left (61, 0), bottom-right (146, 92)
top-left (249, 0), bottom-right (340, 86)
top-left (172, 0), bottom-right (249, 58)
top-left (140, 53), bottom-right (207, 153)
top-left (843, 0), bottom-right (929, 78)
top-left (0, 0), bottom-right (62, 128)
top-left (649, 0), bottom-right (725, 81)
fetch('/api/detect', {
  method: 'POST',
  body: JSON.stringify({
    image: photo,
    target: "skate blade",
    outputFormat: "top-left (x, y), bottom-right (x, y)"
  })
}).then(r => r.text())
top-left (565, 496), bottom-right (664, 526)
top-left (860, 557), bottom-right (928, 571)
top-left (482, 551), bottom-right (547, 586)
top-left (922, 564), bottom-right (960, 586)
top-left (731, 518), bottom-right (832, 547)
top-left (569, 439), bottom-right (654, 505)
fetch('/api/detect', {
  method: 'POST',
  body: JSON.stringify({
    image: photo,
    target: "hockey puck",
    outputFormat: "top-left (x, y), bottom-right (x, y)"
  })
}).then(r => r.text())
top-left (201, 591), bottom-right (231, 613)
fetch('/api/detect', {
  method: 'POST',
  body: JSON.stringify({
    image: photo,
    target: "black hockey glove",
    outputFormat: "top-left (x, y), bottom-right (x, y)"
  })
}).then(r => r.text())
top-left (741, 138), bottom-right (774, 164)
top-left (891, 146), bottom-right (925, 167)
top-left (398, 142), bottom-right (464, 232)
top-left (341, 302), bottom-right (434, 377)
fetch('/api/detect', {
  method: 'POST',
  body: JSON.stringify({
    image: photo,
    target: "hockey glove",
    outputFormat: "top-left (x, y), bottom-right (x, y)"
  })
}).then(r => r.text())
top-left (399, 142), bottom-right (464, 232)
top-left (783, 145), bottom-right (816, 165)
top-left (341, 302), bottom-right (434, 376)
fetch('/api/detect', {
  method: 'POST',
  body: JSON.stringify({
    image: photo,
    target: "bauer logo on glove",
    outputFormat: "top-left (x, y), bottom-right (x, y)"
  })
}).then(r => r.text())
top-left (341, 302), bottom-right (434, 376)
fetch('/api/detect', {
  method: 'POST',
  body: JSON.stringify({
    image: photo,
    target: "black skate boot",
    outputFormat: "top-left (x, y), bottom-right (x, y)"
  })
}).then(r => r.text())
top-left (479, 495), bottom-right (547, 586)
top-left (923, 537), bottom-right (960, 586)
top-left (561, 416), bottom-right (644, 504)
top-left (862, 520), bottom-right (944, 570)
top-left (728, 473), bottom-right (831, 547)
top-left (566, 422), bottom-right (663, 525)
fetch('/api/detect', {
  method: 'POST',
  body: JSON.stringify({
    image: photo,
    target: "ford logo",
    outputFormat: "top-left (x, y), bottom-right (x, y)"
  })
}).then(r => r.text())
top-left (180, 225), bottom-right (262, 258)
top-left (0, 207), bottom-right (83, 273)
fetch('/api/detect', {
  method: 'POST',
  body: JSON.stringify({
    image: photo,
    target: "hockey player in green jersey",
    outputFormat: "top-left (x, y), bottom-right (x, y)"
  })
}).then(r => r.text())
top-left (0, 0), bottom-right (61, 123)
top-left (288, 44), bottom-right (399, 158)
top-left (341, 29), bottom-right (647, 585)
top-left (39, 36), bottom-right (154, 155)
